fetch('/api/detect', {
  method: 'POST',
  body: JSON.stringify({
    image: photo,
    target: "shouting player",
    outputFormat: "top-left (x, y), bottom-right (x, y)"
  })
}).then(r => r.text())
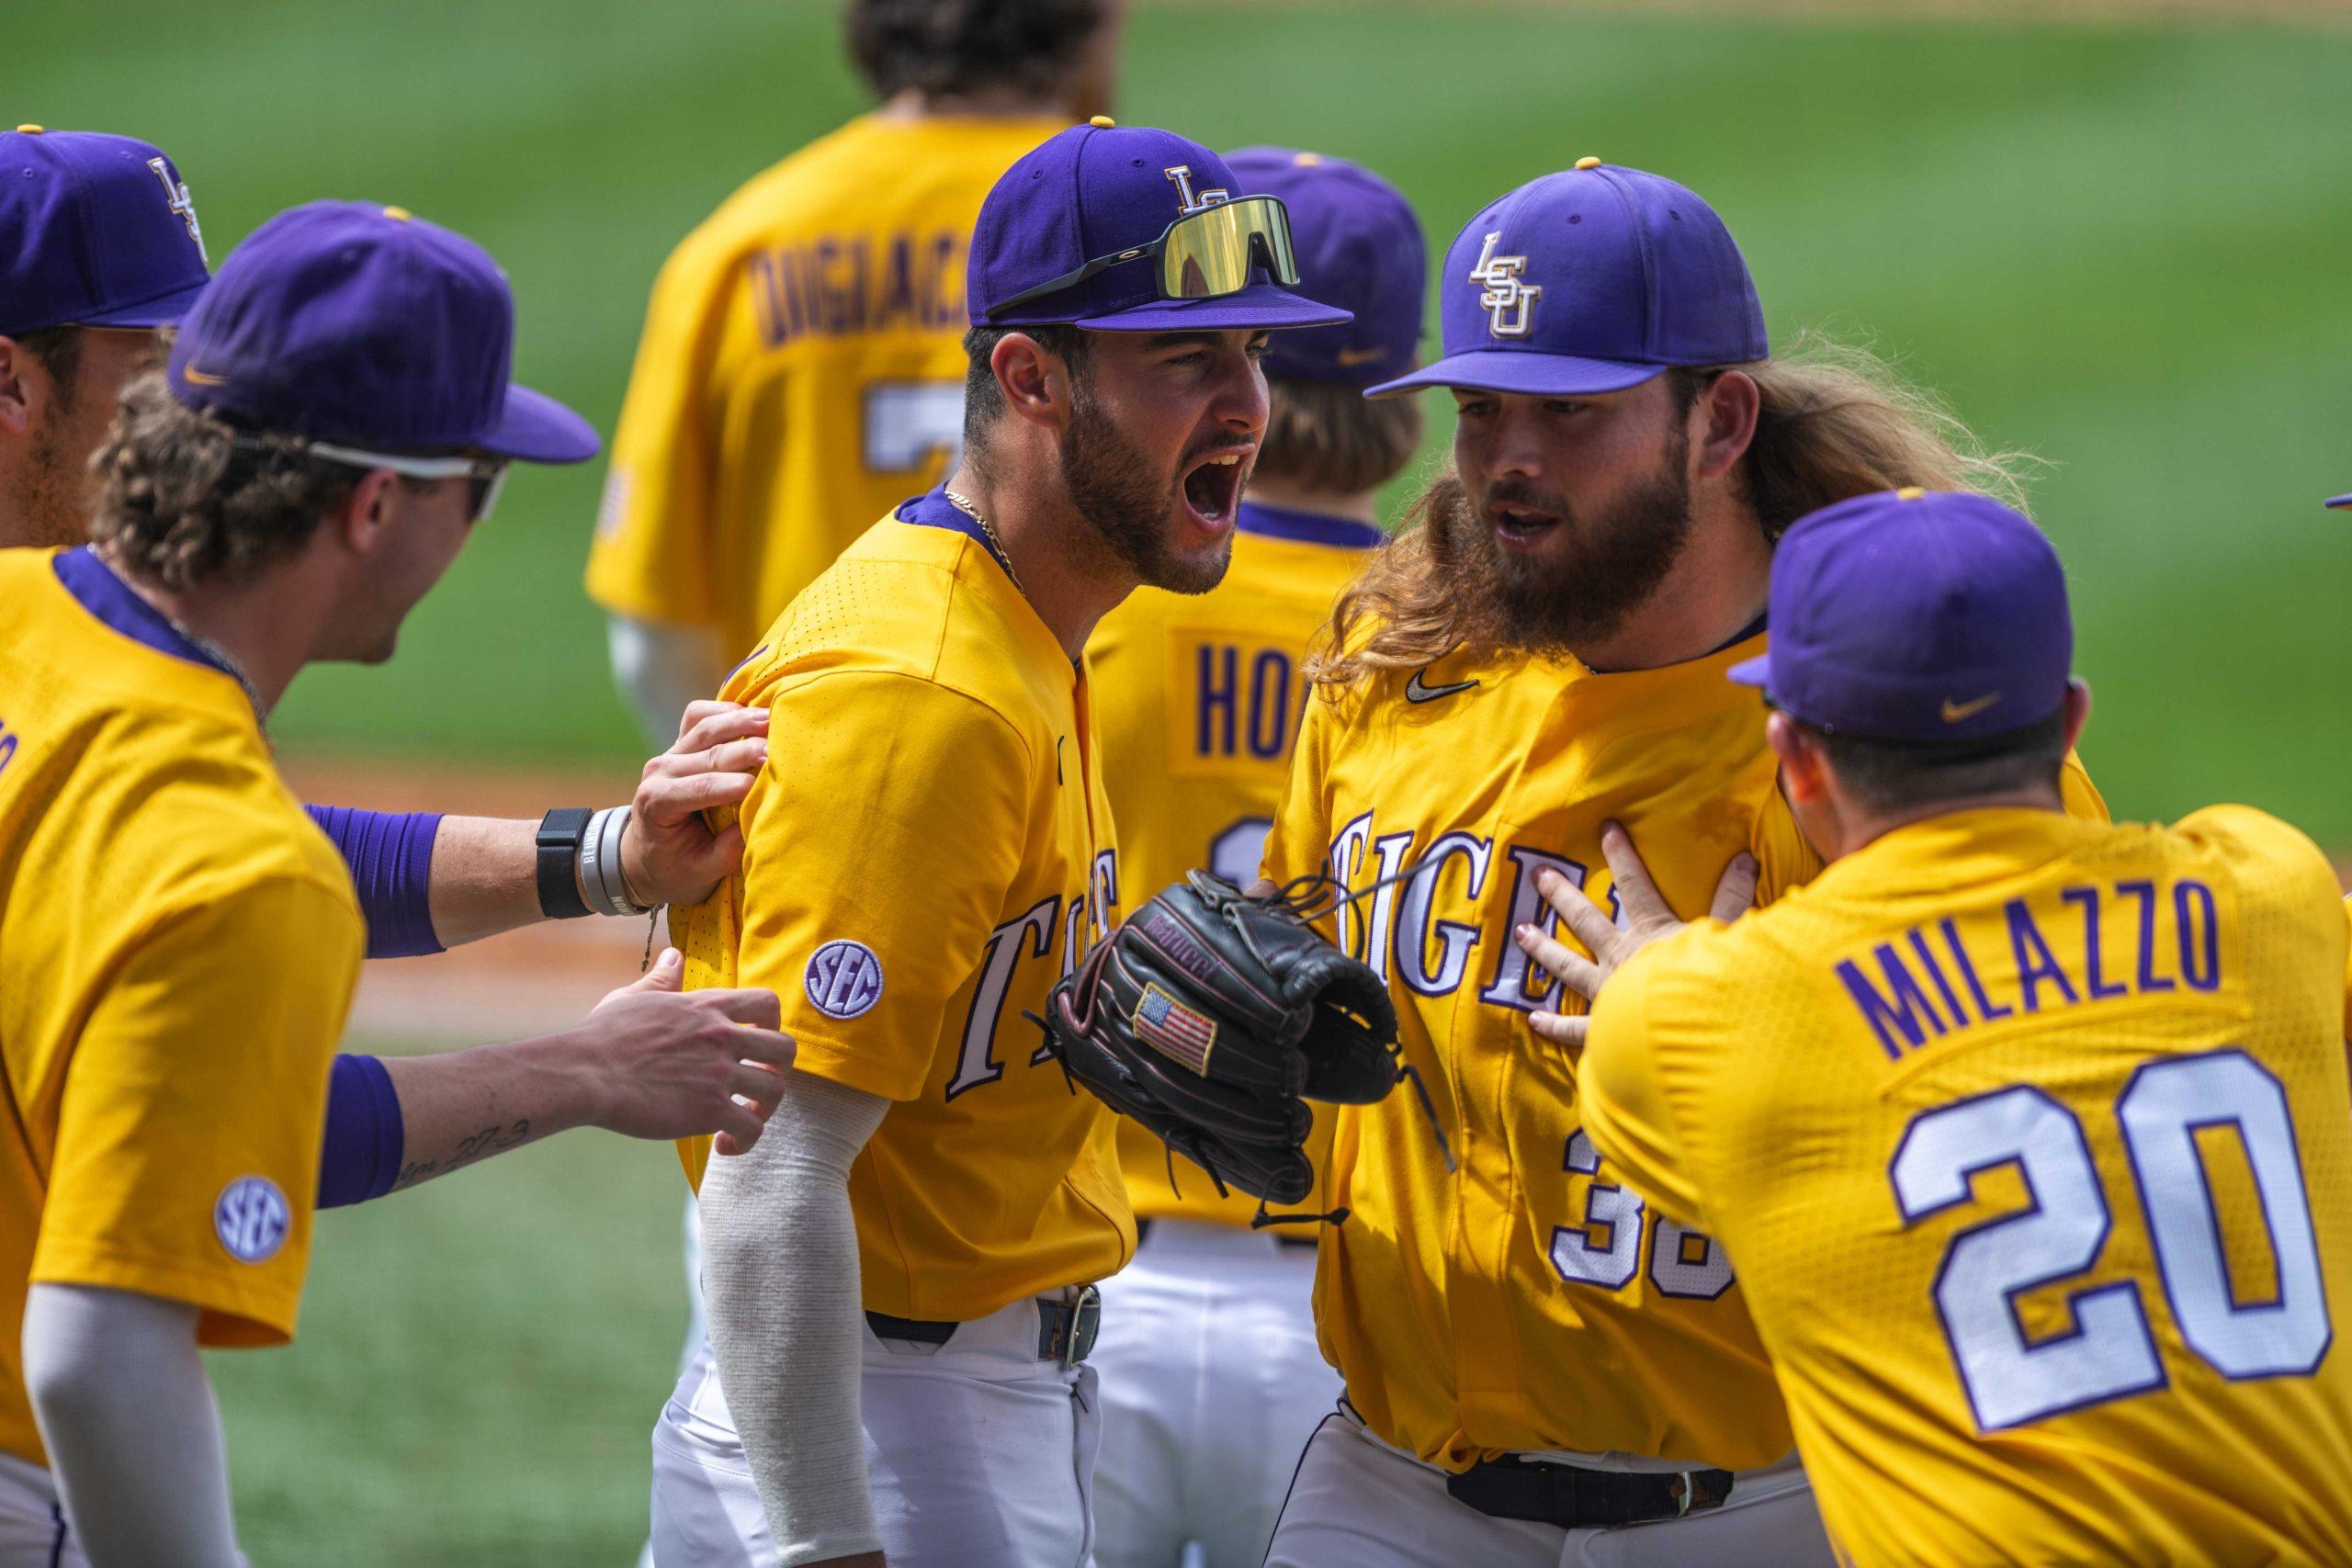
top-left (1540, 488), bottom-right (2352, 1565)
top-left (586, 0), bottom-right (1125, 738)
top-left (1082, 145), bottom-right (1424, 1568)
top-left (1258, 161), bottom-right (2102, 1566)
top-left (0, 201), bottom-right (795, 1568)
top-left (653, 123), bottom-right (1346, 1566)
top-left (0, 125), bottom-right (792, 1219)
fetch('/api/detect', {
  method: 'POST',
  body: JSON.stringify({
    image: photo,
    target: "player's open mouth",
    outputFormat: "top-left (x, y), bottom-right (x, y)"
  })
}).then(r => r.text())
top-left (1182, 449), bottom-right (1249, 530)
top-left (1489, 502), bottom-right (1562, 549)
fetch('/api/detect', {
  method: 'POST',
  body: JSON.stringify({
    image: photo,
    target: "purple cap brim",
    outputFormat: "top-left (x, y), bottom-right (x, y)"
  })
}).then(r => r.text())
top-left (1069, 282), bottom-right (1351, 333)
top-left (481, 382), bottom-right (600, 464)
top-left (1727, 654), bottom-right (1771, 689)
top-left (69, 275), bottom-right (209, 332)
top-left (2327, 493), bottom-right (2352, 510)
top-left (1364, 348), bottom-right (1663, 400)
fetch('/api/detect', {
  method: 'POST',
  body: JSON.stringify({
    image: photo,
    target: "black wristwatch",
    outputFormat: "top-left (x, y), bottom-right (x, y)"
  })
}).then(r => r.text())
top-left (536, 807), bottom-right (595, 919)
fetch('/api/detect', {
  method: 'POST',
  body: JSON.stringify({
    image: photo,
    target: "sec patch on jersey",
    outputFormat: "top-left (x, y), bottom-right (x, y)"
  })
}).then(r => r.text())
top-left (805, 939), bottom-right (884, 1020)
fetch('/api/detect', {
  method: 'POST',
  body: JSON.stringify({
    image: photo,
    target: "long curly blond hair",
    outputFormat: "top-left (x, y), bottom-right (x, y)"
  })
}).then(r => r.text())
top-left (1307, 332), bottom-right (2038, 691)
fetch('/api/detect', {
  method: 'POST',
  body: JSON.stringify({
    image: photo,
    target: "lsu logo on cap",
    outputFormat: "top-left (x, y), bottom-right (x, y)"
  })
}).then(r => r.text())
top-left (1469, 232), bottom-right (1540, 338)
top-left (1164, 165), bottom-right (1230, 217)
top-left (146, 157), bottom-right (206, 261)
top-left (806, 939), bottom-right (884, 1020)
top-left (214, 1176), bottom-right (288, 1264)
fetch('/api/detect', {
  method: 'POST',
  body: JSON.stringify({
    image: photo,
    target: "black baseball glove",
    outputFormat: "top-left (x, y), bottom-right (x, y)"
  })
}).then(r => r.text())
top-left (1033, 871), bottom-right (1403, 1207)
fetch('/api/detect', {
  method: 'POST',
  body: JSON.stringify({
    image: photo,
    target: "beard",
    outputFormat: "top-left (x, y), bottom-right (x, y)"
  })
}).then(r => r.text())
top-left (1057, 384), bottom-right (1232, 596)
top-left (15, 410), bottom-right (91, 549)
top-left (1430, 432), bottom-right (1695, 660)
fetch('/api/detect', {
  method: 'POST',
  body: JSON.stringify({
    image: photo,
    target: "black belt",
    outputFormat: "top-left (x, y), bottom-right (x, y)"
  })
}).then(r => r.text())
top-left (1446, 1452), bottom-right (1733, 1529)
top-left (865, 1286), bottom-right (1101, 1367)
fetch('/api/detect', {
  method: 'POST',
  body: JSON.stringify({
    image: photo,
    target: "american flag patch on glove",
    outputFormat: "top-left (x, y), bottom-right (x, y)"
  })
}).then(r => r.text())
top-left (1134, 984), bottom-right (1217, 1075)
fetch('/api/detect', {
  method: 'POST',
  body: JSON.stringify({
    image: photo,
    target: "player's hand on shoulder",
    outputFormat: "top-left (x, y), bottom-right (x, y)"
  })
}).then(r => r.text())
top-left (620, 699), bottom-right (772, 907)
top-left (1518, 820), bottom-right (1756, 1047)
top-left (579, 947), bottom-right (793, 1155)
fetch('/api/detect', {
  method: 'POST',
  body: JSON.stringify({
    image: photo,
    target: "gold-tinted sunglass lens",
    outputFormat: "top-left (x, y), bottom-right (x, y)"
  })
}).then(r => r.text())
top-left (1158, 197), bottom-right (1299, 300)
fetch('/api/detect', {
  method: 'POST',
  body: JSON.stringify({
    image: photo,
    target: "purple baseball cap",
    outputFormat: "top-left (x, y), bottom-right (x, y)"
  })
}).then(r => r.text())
top-left (1367, 158), bottom-right (1766, 400)
top-left (968, 119), bottom-right (1350, 333)
top-left (2326, 491), bottom-right (2349, 511)
top-left (1225, 147), bottom-right (1425, 389)
top-left (166, 200), bottom-right (596, 463)
top-left (1729, 488), bottom-right (2073, 744)
top-left (1, 126), bottom-right (210, 337)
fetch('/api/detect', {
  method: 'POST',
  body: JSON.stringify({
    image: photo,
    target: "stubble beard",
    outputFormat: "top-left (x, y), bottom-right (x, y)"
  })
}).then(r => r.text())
top-left (1057, 385), bottom-right (1232, 597)
top-left (15, 409), bottom-right (91, 550)
top-left (1437, 429), bottom-right (1696, 660)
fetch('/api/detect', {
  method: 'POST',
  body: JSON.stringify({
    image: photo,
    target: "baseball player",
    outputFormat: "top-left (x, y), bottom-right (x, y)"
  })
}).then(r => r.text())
top-left (1256, 162), bottom-right (2107, 1566)
top-left (0, 125), bottom-right (794, 1220)
top-left (1081, 145), bottom-right (1424, 1568)
top-left (1541, 487), bottom-right (2352, 1565)
top-left (651, 123), bottom-right (1347, 1567)
top-left (586, 0), bottom-right (1125, 739)
top-left (0, 200), bottom-right (794, 1567)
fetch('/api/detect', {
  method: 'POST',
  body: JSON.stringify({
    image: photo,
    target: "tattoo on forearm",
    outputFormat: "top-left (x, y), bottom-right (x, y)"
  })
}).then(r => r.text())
top-left (390, 1119), bottom-right (534, 1191)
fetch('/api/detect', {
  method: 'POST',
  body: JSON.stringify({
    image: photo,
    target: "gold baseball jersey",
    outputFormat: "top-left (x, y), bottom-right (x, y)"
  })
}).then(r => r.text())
top-left (1583, 807), bottom-right (2352, 1566)
top-left (1086, 502), bottom-right (1382, 1226)
top-left (673, 491), bottom-right (1131, 1319)
top-left (0, 548), bottom-right (362, 1467)
top-left (585, 111), bottom-right (1063, 659)
top-left (1261, 629), bottom-right (2108, 1472)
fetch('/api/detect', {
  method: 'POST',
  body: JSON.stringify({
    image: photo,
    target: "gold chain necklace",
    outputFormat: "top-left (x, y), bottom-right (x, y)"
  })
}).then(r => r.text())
top-left (944, 488), bottom-right (1024, 596)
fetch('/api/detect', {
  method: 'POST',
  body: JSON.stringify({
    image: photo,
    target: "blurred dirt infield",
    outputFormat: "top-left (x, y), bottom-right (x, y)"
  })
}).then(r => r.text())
top-left (284, 756), bottom-right (669, 1047)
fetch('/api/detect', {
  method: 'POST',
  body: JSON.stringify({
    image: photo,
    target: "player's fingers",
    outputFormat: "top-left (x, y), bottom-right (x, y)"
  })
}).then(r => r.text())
top-left (669, 705), bottom-right (769, 758)
top-left (638, 770), bottom-right (759, 823)
top-left (727, 1030), bottom-right (796, 1072)
top-left (1710, 852), bottom-right (1759, 924)
top-left (729, 1061), bottom-right (787, 1104)
top-left (1527, 1010), bottom-right (1589, 1049)
top-left (1598, 820), bottom-right (1671, 927)
top-left (1514, 921), bottom-right (1602, 1000)
top-left (712, 1104), bottom-right (767, 1156)
top-left (702, 987), bottom-right (784, 1030)
top-left (602, 947), bottom-right (683, 1005)
top-left (646, 736), bottom-right (769, 783)
top-left (1245, 877), bottom-right (1282, 899)
top-left (1532, 868), bottom-right (1620, 966)
top-left (673, 698), bottom-right (737, 742)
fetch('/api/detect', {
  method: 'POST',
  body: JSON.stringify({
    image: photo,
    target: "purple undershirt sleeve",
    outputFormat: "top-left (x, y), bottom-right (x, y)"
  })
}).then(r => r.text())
top-left (304, 805), bottom-right (445, 959)
top-left (317, 1053), bottom-right (404, 1208)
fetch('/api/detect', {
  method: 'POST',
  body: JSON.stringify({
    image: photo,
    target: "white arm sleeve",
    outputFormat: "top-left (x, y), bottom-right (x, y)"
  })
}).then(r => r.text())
top-left (607, 613), bottom-right (731, 751)
top-left (699, 1070), bottom-right (891, 1567)
top-left (23, 1283), bottom-right (244, 1568)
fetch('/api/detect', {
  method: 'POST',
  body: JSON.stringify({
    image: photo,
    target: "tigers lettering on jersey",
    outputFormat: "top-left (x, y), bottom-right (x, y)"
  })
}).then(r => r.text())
top-left (673, 495), bottom-right (1132, 1319)
top-left (1580, 807), bottom-right (2352, 1566)
top-left (746, 229), bottom-right (967, 346)
top-left (0, 548), bottom-right (362, 1468)
top-left (1088, 504), bottom-right (1377, 1225)
top-left (1260, 631), bottom-right (2114, 1473)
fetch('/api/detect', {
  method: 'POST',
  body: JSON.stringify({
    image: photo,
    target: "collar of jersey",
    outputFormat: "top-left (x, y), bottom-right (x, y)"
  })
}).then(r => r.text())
top-left (53, 547), bottom-right (252, 698)
top-left (897, 485), bottom-right (1021, 587)
top-left (1816, 806), bottom-right (2094, 900)
top-left (1235, 501), bottom-right (1384, 552)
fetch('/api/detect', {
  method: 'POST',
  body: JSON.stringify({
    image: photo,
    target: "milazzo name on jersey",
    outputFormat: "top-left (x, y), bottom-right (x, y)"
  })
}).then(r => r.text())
top-left (945, 849), bottom-right (1119, 1100)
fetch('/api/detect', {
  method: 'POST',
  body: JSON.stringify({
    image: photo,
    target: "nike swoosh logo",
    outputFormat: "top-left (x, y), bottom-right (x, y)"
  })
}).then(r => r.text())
top-left (180, 365), bottom-right (229, 386)
top-left (1336, 346), bottom-right (1386, 367)
top-left (1940, 692), bottom-right (2002, 724)
top-left (1406, 670), bottom-right (1479, 704)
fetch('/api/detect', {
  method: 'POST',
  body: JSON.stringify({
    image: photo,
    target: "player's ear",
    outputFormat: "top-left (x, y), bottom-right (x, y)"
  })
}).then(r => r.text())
top-left (2060, 677), bottom-right (2092, 752)
top-left (1690, 368), bottom-right (1758, 482)
top-left (990, 332), bottom-right (1068, 433)
top-left (332, 468), bottom-right (401, 556)
top-left (1765, 710), bottom-right (1826, 804)
top-left (0, 338), bottom-right (42, 436)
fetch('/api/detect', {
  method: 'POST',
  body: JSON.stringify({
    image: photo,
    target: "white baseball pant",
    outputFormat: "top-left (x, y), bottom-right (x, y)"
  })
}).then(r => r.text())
top-left (1089, 1218), bottom-right (1341, 1568)
top-left (1263, 1404), bottom-right (1836, 1568)
top-left (649, 1293), bottom-right (1101, 1567)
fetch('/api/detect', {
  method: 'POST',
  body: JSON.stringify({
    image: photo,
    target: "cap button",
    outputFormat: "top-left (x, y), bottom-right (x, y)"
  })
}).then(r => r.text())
top-left (14, 125), bottom-right (42, 135)
top-left (1574, 156), bottom-right (1602, 170)
top-left (1895, 486), bottom-right (1927, 501)
top-left (1088, 115), bottom-right (1116, 129)
top-left (1294, 152), bottom-right (1325, 166)
top-left (382, 205), bottom-right (413, 222)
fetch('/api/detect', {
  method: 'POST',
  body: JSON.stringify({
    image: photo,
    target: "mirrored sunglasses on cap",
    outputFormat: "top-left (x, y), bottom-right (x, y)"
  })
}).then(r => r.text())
top-left (236, 434), bottom-right (510, 523)
top-left (994, 194), bottom-right (1302, 316)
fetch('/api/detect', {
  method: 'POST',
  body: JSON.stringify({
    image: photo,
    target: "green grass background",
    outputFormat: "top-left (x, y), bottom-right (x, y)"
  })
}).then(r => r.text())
top-left (17, 1), bottom-right (2352, 1561)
